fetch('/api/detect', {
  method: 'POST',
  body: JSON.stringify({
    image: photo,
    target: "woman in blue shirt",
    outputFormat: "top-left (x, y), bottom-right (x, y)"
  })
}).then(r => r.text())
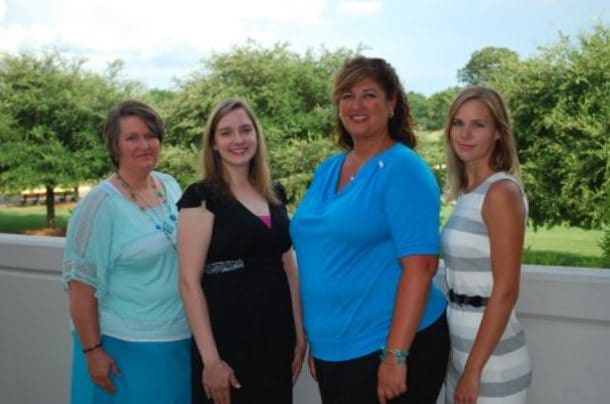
top-left (62, 100), bottom-right (191, 403)
top-left (290, 56), bottom-right (449, 404)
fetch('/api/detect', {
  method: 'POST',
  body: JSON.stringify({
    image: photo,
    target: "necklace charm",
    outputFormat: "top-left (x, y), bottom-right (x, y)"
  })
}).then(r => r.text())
top-left (161, 220), bottom-right (174, 235)
top-left (116, 171), bottom-right (177, 247)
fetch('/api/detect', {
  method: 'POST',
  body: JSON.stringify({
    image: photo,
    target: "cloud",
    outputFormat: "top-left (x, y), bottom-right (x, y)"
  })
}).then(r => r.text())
top-left (338, 0), bottom-right (382, 17)
top-left (0, 0), bottom-right (327, 87)
top-left (0, 0), bottom-right (328, 55)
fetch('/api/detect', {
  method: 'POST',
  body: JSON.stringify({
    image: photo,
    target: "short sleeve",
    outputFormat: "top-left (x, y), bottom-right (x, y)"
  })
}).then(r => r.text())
top-left (61, 188), bottom-right (113, 298)
top-left (273, 181), bottom-right (289, 205)
top-left (176, 181), bottom-right (214, 211)
top-left (384, 152), bottom-right (441, 258)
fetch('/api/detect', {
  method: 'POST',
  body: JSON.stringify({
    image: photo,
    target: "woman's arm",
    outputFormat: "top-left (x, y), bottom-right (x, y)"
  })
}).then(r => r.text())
top-left (377, 254), bottom-right (438, 404)
top-left (454, 180), bottom-right (526, 403)
top-left (282, 248), bottom-right (306, 384)
top-left (178, 205), bottom-right (240, 403)
top-left (68, 281), bottom-right (119, 393)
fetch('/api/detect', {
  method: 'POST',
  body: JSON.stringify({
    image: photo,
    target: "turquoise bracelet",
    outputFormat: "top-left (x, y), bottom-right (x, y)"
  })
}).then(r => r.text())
top-left (379, 347), bottom-right (408, 365)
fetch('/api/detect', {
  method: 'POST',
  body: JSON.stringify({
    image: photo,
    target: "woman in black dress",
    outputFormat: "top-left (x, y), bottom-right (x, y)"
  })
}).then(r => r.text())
top-left (177, 98), bottom-right (306, 404)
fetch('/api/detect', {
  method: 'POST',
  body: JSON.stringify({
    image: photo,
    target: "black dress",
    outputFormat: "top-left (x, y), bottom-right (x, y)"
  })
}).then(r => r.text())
top-left (177, 181), bottom-right (296, 404)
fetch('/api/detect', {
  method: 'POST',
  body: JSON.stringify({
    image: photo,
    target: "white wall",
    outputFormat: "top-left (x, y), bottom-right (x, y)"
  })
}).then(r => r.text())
top-left (0, 234), bottom-right (69, 404)
top-left (516, 265), bottom-right (610, 404)
top-left (1, 233), bottom-right (610, 404)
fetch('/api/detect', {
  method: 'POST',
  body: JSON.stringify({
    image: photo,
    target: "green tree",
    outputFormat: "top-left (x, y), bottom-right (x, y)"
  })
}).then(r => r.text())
top-left (408, 91), bottom-right (429, 130)
top-left (425, 87), bottom-right (460, 130)
top-left (492, 25), bottom-right (610, 229)
top-left (269, 136), bottom-right (336, 210)
top-left (156, 144), bottom-right (199, 188)
top-left (458, 46), bottom-right (520, 86)
top-left (164, 42), bottom-right (357, 200)
top-left (142, 88), bottom-right (178, 127)
top-left (601, 180), bottom-right (610, 266)
top-left (0, 51), bottom-right (127, 227)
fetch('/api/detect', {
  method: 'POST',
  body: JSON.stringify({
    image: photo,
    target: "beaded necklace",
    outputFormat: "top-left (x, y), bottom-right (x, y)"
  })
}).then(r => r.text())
top-left (115, 172), bottom-right (177, 245)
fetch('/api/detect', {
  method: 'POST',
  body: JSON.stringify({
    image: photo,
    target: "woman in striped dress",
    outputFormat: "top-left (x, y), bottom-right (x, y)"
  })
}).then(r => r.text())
top-left (441, 86), bottom-right (532, 404)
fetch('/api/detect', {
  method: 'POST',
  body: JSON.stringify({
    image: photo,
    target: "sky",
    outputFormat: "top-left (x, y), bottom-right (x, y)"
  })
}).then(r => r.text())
top-left (0, 0), bottom-right (608, 96)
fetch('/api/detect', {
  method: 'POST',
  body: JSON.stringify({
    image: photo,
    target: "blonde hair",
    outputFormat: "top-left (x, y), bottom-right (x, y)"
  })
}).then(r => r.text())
top-left (201, 98), bottom-right (279, 204)
top-left (444, 86), bottom-right (521, 201)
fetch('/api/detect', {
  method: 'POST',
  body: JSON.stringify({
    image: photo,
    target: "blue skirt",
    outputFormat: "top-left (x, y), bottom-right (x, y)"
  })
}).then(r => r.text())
top-left (71, 333), bottom-right (191, 404)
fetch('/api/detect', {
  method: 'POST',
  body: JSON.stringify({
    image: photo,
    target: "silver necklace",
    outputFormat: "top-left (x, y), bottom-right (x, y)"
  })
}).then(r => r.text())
top-left (346, 152), bottom-right (363, 181)
top-left (116, 172), bottom-right (177, 245)
top-left (346, 151), bottom-right (386, 182)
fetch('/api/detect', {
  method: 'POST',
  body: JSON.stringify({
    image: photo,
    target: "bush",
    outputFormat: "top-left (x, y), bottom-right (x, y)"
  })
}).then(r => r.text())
top-left (157, 144), bottom-right (200, 188)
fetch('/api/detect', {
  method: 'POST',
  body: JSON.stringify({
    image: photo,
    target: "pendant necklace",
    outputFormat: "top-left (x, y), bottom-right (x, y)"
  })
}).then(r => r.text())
top-left (346, 148), bottom-right (387, 182)
top-left (116, 172), bottom-right (178, 246)
top-left (346, 152), bottom-right (362, 182)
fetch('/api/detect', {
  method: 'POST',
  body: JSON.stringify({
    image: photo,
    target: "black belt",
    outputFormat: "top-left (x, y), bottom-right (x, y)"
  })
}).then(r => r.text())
top-left (448, 289), bottom-right (489, 307)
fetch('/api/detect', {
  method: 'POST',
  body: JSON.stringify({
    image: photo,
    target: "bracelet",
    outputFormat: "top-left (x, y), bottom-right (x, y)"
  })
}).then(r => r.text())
top-left (82, 341), bottom-right (103, 354)
top-left (379, 347), bottom-right (408, 365)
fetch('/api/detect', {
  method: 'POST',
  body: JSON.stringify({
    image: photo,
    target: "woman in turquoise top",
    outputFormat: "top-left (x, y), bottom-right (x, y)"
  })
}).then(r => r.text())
top-left (290, 56), bottom-right (449, 404)
top-left (62, 100), bottom-right (191, 403)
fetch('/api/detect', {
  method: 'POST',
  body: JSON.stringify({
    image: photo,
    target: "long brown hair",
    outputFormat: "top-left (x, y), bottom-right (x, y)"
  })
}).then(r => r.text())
top-left (201, 98), bottom-right (279, 204)
top-left (331, 56), bottom-right (417, 150)
top-left (444, 86), bottom-right (521, 201)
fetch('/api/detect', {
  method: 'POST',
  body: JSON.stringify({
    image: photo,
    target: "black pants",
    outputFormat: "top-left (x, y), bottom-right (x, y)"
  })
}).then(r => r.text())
top-left (314, 312), bottom-right (449, 404)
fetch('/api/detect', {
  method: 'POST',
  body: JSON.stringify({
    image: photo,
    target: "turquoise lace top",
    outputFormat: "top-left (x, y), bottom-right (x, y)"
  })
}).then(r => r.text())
top-left (62, 172), bottom-right (190, 341)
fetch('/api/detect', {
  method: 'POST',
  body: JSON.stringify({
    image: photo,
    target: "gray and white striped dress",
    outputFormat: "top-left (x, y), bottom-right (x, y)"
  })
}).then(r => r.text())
top-left (441, 172), bottom-right (532, 403)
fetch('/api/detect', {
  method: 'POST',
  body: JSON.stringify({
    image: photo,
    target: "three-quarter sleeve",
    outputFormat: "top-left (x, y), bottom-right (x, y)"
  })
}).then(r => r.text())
top-left (61, 188), bottom-right (114, 298)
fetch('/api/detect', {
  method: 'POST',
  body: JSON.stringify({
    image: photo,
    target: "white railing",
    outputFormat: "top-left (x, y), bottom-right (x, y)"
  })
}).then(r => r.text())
top-left (1, 233), bottom-right (609, 404)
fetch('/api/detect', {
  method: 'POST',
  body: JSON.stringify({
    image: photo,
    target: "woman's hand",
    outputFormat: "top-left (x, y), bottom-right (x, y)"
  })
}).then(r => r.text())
top-left (202, 359), bottom-right (241, 404)
top-left (377, 361), bottom-right (407, 404)
top-left (291, 339), bottom-right (307, 384)
top-left (454, 368), bottom-right (481, 404)
top-left (307, 349), bottom-right (317, 381)
top-left (86, 349), bottom-right (120, 393)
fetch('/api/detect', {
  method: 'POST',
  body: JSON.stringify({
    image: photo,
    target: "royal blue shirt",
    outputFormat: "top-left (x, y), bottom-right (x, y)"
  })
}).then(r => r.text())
top-left (290, 143), bottom-right (446, 361)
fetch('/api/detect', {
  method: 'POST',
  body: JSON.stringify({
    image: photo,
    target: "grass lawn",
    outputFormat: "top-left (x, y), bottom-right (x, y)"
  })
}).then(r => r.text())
top-left (0, 203), bottom-right (607, 268)
top-left (0, 204), bottom-right (73, 235)
top-left (441, 204), bottom-right (606, 268)
top-left (524, 226), bottom-right (605, 268)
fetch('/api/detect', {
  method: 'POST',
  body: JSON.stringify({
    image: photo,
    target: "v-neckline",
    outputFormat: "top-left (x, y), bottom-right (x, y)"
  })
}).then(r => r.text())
top-left (106, 173), bottom-right (168, 211)
top-left (233, 198), bottom-right (273, 230)
top-left (335, 153), bottom-right (352, 194)
top-left (334, 143), bottom-right (398, 195)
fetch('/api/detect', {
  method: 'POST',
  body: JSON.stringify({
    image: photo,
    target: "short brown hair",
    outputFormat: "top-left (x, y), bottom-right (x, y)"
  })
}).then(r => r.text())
top-left (103, 100), bottom-right (165, 169)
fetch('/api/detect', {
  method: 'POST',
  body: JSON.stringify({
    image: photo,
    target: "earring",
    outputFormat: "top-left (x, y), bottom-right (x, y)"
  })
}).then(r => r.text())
top-left (388, 111), bottom-right (394, 119)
